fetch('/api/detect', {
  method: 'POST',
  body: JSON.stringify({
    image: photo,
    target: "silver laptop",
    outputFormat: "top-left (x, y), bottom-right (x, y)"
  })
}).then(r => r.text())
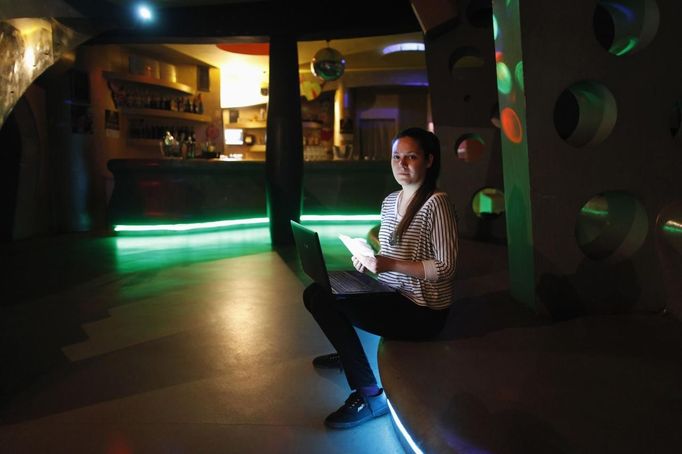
top-left (290, 221), bottom-right (395, 296)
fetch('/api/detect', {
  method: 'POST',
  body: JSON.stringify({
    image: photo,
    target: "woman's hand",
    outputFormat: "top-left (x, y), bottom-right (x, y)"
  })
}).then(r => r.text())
top-left (351, 255), bottom-right (367, 273)
top-left (354, 254), bottom-right (393, 274)
top-left (356, 254), bottom-right (426, 279)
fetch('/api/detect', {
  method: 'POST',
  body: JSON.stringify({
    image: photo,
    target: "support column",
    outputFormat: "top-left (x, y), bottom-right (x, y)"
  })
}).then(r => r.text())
top-left (333, 80), bottom-right (345, 149)
top-left (266, 33), bottom-right (303, 246)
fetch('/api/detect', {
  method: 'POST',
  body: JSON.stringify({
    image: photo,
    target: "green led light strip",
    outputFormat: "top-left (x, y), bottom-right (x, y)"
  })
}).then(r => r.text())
top-left (113, 214), bottom-right (381, 233)
top-left (580, 207), bottom-right (609, 217)
top-left (113, 217), bottom-right (269, 232)
top-left (301, 214), bottom-right (380, 222)
top-left (663, 220), bottom-right (682, 234)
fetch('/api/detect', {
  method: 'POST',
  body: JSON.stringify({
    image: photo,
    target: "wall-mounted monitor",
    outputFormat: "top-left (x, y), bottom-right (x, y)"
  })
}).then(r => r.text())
top-left (225, 128), bottom-right (244, 145)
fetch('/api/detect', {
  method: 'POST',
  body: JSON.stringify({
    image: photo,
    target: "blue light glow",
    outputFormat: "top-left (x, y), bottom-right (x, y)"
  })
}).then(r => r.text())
top-left (382, 43), bottom-right (425, 55)
top-left (136, 4), bottom-right (154, 22)
top-left (603, 1), bottom-right (636, 23)
top-left (387, 399), bottom-right (423, 454)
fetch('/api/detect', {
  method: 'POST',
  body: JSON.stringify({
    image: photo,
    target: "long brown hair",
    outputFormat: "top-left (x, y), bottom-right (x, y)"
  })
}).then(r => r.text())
top-left (393, 127), bottom-right (441, 241)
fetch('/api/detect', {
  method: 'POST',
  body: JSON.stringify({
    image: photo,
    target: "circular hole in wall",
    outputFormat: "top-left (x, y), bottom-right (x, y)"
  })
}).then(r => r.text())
top-left (593, 0), bottom-right (659, 56)
top-left (657, 202), bottom-right (682, 255)
top-left (466, 0), bottom-right (493, 28)
top-left (553, 81), bottom-right (617, 147)
top-left (575, 191), bottom-right (648, 261)
top-left (455, 134), bottom-right (486, 162)
top-left (472, 188), bottom-right (505, 218)
top-left (449, 47), bottom-right (484, 80)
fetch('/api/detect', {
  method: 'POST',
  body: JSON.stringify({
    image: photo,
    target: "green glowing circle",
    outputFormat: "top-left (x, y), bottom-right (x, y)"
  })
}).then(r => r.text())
top-left (496, 62), bottom-right (513, 94)
top-left (515, 61), bottom-right (524, 92)
top-left (493, 14), bottom-right (499, 40)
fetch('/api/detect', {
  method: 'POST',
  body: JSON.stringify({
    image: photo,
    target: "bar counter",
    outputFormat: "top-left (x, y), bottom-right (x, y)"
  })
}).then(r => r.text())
top-left (107, 158), bottom-right (398, 225)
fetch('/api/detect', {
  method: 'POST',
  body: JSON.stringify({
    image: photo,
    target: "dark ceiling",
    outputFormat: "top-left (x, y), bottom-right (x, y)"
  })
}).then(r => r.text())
top-left (63, 0), bottom-right (421, 44)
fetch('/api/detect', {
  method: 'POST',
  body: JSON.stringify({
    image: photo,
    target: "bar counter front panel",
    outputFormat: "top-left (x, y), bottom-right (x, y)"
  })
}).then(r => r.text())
top-left (107, 159), bottom-right (399, 225)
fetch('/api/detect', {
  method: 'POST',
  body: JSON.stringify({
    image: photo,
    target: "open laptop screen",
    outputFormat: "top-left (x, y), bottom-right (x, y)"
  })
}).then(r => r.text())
top-left (290, 221), bottom-right (333, 293)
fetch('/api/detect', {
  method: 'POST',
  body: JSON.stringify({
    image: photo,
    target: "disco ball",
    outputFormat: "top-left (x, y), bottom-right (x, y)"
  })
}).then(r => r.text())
top-left (311, 47), bottom-right (346, 81)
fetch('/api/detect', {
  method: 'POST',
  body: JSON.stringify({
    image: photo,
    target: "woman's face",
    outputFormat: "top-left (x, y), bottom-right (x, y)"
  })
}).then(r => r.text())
top-left (391, 136), bottom-right (433, 188)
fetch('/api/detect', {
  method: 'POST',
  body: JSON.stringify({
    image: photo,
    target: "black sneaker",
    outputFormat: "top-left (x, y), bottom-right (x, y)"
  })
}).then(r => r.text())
top-left (324, 389), bottom-right (389, 429)
top-left (312, 353), bottom-right (343, 371)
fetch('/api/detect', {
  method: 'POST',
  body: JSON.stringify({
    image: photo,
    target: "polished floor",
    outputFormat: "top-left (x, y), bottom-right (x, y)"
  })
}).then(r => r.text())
top-left (0, 224), bottom-right (404, 453)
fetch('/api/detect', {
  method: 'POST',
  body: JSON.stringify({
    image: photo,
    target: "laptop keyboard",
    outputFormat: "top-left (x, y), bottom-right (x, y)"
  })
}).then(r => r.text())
top-left (329, 271), bottom-right (381, 294)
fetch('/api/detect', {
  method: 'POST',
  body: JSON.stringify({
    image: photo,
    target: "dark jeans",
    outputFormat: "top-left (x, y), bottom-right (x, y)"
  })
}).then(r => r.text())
top-left (303, 283), bottom-right (450, 390)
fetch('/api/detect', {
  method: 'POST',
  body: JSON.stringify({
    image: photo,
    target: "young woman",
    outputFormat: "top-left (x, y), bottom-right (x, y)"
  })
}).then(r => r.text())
top-left (303, 127), bottom-right (458, 429)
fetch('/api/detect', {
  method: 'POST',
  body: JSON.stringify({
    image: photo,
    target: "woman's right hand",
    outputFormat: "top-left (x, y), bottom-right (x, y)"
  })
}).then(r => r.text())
top-left (352, 255), bottom-right (367, 273)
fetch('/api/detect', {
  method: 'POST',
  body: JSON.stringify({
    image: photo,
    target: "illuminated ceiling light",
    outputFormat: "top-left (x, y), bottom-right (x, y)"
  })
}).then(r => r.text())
top-left (382, 42), bottom-right (425, 55)
top-left (136, 4), bottom-right (154, 22)
top-left (221, 61), bottom-right (269, 108)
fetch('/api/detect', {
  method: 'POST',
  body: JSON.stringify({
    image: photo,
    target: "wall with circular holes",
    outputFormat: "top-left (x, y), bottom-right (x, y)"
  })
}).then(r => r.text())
top-left (425, 0), bottom-right (507, 243)
top-left (491, 0), bottom-right (682, 317)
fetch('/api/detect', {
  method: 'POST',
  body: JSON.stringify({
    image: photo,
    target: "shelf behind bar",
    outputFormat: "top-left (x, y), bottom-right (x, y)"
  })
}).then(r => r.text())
top-left (120, 107), bottom-right (210, 122)
top-left (103, 71), bottom-right (194, 95)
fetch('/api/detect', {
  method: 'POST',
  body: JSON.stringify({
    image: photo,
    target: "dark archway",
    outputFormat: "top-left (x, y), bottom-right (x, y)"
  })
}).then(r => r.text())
top-left (0, 108), bottom-right (21, 241)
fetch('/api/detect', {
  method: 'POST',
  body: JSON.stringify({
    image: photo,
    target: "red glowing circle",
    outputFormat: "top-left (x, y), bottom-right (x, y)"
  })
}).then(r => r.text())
top-left (501, 107), bottom-right (523, 144)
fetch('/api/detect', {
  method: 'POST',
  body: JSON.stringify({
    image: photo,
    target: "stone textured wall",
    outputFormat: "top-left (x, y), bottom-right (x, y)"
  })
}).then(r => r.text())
top-left (0, 18), bottom-right (89, 128)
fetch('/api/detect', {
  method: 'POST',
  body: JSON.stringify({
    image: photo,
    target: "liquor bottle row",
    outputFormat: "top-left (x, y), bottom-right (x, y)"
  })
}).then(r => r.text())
top-left (118, 87), bottom-right (204, 114)
top-left (129, 120), bottom-right (196, 142)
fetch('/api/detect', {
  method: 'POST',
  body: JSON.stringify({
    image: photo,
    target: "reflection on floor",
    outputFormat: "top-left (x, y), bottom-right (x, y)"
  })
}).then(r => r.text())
top-left (0, 223), bottom-right (403, 453)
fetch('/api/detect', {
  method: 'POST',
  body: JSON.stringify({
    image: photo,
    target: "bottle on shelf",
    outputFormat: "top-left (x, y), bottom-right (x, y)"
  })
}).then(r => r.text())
top-left (194, 94), bottom-right (203, 114)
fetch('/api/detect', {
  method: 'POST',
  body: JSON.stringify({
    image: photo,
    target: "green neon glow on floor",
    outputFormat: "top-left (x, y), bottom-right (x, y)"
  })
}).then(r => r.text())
top-left (114, 217), bottom-right (269, 232)
top-left (301, 214), bottom-right (381, 222)
top-left (113, 221), bottom-right (379, 274)
top-left (113, 214), bottom-right (381, 233)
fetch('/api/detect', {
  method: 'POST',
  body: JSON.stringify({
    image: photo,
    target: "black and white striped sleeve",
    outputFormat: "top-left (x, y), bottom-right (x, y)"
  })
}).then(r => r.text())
top-left (422, 193), bottom-right (458, 282)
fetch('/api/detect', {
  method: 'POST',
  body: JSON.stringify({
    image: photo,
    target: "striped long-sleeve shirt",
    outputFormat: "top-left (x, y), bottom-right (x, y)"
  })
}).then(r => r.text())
top-left (377, 191), bottom-right (458, 309)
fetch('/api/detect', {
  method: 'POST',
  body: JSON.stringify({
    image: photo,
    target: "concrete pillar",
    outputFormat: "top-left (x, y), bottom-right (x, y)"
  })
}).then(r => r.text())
top-left (266, 33), bottom-right (303, 246)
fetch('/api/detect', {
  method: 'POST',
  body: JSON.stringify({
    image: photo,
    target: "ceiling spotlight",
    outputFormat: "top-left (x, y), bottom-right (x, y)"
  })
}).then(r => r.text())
top-left (382, 42), bottom-right (425, 55)
top-left (136, 4), bottom-right (154, 22)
